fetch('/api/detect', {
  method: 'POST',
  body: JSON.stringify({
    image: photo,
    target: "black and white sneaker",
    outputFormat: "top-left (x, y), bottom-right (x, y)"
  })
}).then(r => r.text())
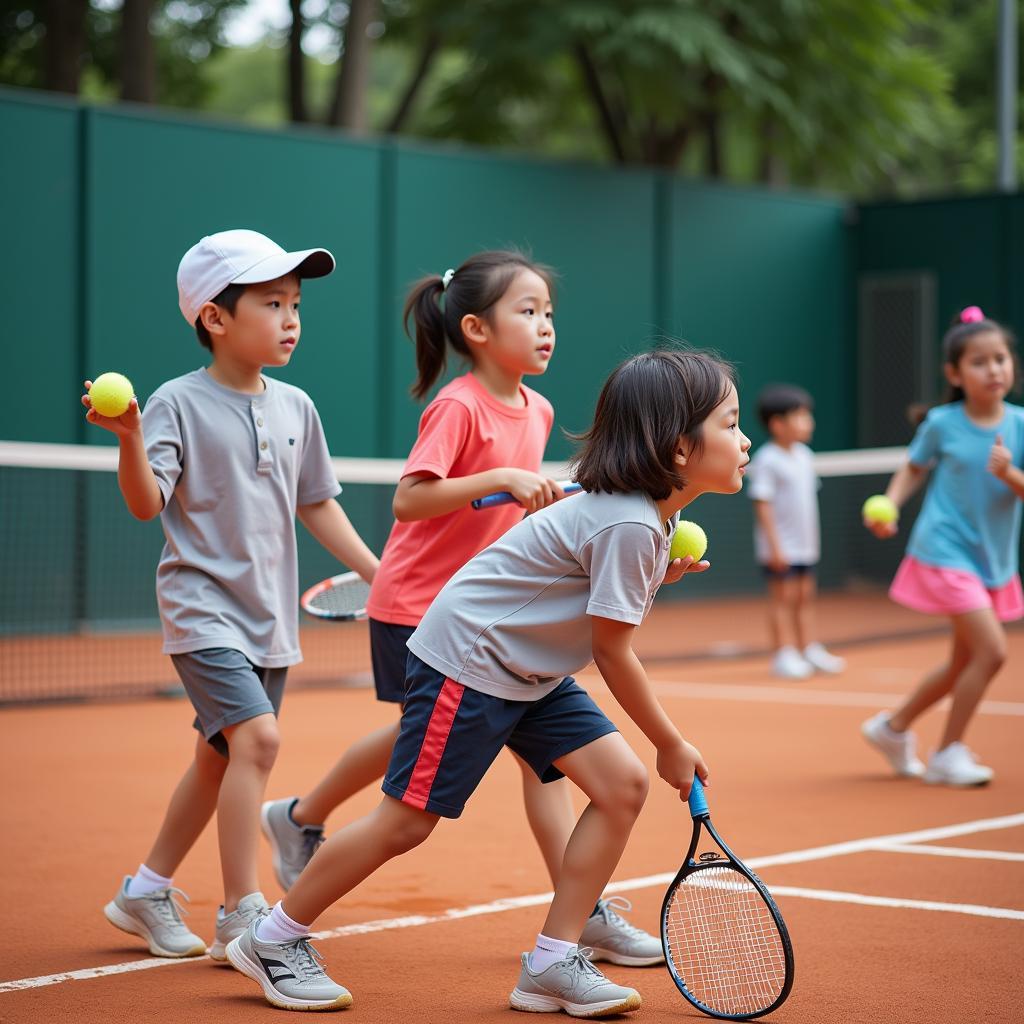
top-left (226, 919), bottom-right (352, 1011)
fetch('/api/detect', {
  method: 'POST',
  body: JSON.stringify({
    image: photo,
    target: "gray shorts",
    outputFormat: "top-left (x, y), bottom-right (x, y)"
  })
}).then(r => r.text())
top-left (171, 648), bottom-right (287, 757)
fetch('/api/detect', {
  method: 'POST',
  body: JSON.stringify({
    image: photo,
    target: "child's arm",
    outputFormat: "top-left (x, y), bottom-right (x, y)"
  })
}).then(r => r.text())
top-left (591, 615), bottom-right (709, 799)
top-left (752, 500), bottom-right (787, 570)
top-left (81, 383), bottom-right (163, 521)
top-left (865, 460), bottom-right (929, 538)
top-left (393, 469), bottom-right (565, 521)
top-left (297, 499), bottom-right (380, 583)
top-left (988, 435), bottom-right (1024, 499)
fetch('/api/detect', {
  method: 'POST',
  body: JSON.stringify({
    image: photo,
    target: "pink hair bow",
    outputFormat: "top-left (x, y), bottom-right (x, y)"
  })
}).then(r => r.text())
top-left (960, 305), bottom-right (985, 323)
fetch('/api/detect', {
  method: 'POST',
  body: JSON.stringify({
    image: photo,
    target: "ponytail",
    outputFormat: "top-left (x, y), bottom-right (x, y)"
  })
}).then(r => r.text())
top-left (402, 249), bottom-right (556, 401)
top-left (404, 275), bottom-right (459, 399)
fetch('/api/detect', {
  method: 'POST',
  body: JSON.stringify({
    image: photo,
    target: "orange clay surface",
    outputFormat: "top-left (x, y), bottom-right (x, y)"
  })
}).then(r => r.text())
top-left (0, 593), bottom-right (1021, 1024)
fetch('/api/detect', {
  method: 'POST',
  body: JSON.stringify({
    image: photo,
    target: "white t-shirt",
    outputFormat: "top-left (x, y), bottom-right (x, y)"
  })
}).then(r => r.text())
top-left (747, 441), bottom-right (820, 566)
top-left (408, 490), bottom-right (677, 701)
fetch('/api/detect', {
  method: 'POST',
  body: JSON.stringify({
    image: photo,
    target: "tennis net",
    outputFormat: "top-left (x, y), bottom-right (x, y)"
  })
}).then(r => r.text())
top-left (1, 440), bottom-right (914, 705)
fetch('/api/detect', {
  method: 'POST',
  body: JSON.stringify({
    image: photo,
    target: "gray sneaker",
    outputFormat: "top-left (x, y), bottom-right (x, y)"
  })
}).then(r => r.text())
top-left (261, 797), bottom-right (325, 891)
top-left (103, 876), bottom-right (207, 958)
top-left (510, 947), bottom-right (641, 1018)
top-left (209, 891), bottom-right (270, 960)
top-left (225, 919), bottom-right (352, 1011)
top-left (580, 897), bottom-right (664, 966)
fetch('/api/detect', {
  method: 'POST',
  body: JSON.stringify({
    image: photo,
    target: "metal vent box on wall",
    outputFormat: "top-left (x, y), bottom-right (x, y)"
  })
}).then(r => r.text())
top-left (857, 272), bottom-right (936, 447)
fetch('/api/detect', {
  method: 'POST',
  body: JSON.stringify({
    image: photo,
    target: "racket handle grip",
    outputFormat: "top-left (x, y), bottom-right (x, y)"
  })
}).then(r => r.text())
top-left (687, 775), bottom-right (709, 817)
top-left (472, 481), bottom-right (582, 510)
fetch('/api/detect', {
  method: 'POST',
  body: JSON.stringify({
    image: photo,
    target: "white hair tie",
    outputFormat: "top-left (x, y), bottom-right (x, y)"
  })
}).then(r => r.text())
top-left (441, 268), bottom-right (455, 290)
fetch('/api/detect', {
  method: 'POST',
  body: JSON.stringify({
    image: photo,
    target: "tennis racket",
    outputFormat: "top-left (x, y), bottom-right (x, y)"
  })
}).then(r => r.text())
top-left (300, 571), bottom-right (370, 621)
top-left (661, 777), bottom-right (794, 1020)
top-left (472, 481), bottom-right (582, 509)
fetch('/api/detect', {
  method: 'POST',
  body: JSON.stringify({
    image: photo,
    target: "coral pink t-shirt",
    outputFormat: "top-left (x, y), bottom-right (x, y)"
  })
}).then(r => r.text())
top-left (366, 373), bottom-right (554, 627)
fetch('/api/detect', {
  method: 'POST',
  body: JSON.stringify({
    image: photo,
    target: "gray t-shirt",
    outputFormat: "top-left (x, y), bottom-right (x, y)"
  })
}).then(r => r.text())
top-left (407, 490), bottom-right (677, 701)
top-left (747, 441), bottom-right (820, 565)
top-left (143, 368), bottom-right (340, 667)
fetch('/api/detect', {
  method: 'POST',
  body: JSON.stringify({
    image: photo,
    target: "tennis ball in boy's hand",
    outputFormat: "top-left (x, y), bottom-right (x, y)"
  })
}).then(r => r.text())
top-left (670, 520), bottom-right (708, 562)
top-left (89, 372), bottom-right (134, 417)
top-left (861, 494), bottom-right (898, 525)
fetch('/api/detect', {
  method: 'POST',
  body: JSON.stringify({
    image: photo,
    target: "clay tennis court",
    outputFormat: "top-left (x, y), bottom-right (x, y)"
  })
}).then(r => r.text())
top-left (1, 592), bottom-right (1021, 1024)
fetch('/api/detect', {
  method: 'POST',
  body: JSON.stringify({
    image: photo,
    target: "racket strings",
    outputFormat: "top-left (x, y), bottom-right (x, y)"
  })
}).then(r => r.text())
top-left (665, 865), bottom-right (787, 1016)
top-left (306, 579), bottom-right (369, 617)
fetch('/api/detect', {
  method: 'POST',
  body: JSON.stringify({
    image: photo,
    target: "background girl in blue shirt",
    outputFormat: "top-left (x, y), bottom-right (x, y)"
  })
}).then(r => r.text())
top-left (861, 307), bottom-right (1024, 787)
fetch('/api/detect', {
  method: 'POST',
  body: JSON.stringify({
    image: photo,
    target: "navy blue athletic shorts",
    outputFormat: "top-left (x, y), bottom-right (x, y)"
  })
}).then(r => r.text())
top-left (369, 618), bottom-right (416, 704)
top-left (382, 653), bottom-right (618, 818)
top-left (761, 563), bottom-right (816, 581)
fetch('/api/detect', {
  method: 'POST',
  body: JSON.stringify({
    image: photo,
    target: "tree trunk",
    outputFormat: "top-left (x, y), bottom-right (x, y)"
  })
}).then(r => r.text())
top-left (574, 42), bottom-right (628, 163)
top-left (757, 115), bottom-right (786, 186)
top-left (328, 0), bottom-right (377, 131)
top-left (288, 0), bottom-right (307, 123)
top-left (701, 69), bottom-right (723, 178)
top-left (43, 0), bottom-right (88, 94)
top-left (386, 32), bottom-right (441, 134)
top-left (120, 0), bottom-right (156, 103)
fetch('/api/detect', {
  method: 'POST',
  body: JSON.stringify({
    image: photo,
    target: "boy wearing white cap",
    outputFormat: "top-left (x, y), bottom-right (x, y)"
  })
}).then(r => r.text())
top-left (82, 230), bottom-right (379, 961)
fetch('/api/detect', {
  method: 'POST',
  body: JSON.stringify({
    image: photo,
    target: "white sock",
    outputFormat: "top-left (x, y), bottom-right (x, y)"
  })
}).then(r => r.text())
top-left (126, 863), bottom-right (173, 898)
top-left (256, 902), bottom-right (311, 943)
top-left (529, 934), bottom-right (578, 972)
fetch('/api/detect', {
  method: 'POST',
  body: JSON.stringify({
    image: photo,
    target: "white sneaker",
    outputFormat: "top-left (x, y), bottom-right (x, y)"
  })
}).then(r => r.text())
top-left (771, 646), bottom-right (813, 679)
top-left (924, 742), bottom-right (993, 787)
top-left (860, 712), bottom-right (925, 777)
top-left (803, 642), bottom-right (846, 674)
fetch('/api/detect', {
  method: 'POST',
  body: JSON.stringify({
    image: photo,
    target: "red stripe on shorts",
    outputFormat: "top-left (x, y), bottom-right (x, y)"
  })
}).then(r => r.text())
top-left (402, 678), bottom-right (465, 810)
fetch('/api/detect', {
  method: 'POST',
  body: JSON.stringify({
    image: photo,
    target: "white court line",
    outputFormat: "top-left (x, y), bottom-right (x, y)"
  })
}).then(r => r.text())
top-left (651, 681), bottom-right (1024, 717)
top-left (770, 886), bottom-right (1024, 920)
top-left (875, 843), bottom-right (1024, 863)
top-left (3, 811), bottom-right (1022, 994)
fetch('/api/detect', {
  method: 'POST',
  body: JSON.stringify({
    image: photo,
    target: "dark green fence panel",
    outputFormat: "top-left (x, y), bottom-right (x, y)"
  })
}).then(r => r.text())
top-left (1, 92), bottom-right (81, 444)
top-left (387, 145), bottom-right (660, 462)
top-left (663, 182), bottom-right (850, 599)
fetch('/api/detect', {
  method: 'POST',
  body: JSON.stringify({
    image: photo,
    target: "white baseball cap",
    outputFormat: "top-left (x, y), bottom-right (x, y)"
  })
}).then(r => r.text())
top-left (177, 229), bottom-right (335, 324)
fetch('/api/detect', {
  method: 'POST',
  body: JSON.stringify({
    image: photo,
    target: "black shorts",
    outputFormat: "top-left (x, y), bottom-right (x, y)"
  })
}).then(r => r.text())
top-left (761, 563), bottom-right (816, 581)
top-left (369, 618), bottom-right (416, 704)
top-left (382, 654), bottom-right (618, 819)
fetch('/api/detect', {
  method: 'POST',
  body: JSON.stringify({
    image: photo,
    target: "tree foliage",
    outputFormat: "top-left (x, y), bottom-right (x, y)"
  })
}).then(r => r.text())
top-left (1, 0), bottom-right (1018, 197)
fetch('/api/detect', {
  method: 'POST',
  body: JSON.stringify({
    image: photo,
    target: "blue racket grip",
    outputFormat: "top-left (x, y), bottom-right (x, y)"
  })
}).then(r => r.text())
top-left (472, 481), bottom-right (582, 510)
top-left (688, 775), bottom-right (709, 817)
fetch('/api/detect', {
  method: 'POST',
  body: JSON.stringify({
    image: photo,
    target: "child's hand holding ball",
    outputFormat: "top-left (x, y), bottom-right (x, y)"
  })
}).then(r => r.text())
top-left (83, 373), bottom-right (140, 436)
top-left (664, 520), bottom-right (709, 584)
top-left (862, 494), bottom-right (899, 539)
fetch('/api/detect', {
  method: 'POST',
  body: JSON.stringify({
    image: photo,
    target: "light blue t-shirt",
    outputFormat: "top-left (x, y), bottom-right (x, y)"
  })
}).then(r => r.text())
top-left (906, 401), bottom-right (1024, 587)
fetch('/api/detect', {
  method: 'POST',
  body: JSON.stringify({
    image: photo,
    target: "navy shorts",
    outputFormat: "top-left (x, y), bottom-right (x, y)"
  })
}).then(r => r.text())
top-left (761, 563), bottom-right (816, 581)
top-left (369, 618), bottom-right (416, 704)
top-left (171, 648), bottom-right (287, 758)
top-left (382, 654), bottom-right (618, 818)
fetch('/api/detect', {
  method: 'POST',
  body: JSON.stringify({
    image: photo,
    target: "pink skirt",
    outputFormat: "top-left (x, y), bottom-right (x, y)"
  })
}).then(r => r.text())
top-left (890, 555), bottom-right (1024, 623)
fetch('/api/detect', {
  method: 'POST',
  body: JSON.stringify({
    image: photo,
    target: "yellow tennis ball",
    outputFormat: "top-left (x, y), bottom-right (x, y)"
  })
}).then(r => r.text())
top-left (670, 520), bottom-right (708, 562)
top-left (90, 372), bottom-right (134, 418)
top-left (862, 494), bottom-right (898, 525)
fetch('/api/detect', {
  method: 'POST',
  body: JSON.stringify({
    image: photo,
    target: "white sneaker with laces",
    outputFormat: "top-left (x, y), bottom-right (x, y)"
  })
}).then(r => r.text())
top-left (860, 712), bottom-right (925, 778)
top-left (579, 897), bottom-right (663, 966)
top-left (209, 891), bottom-right (269, 960)
top-left (803, 642), bottom-right (846, 674)
top-left (771, 646), bottom-right (813, 680)
top-left (924, 742), bottom-right (993, 787)
top-left (510, 947), bottom-right (641, 1017)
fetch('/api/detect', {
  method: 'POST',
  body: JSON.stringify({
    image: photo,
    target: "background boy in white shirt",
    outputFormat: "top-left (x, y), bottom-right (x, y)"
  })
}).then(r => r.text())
top-left (748, 384), bottom-right (846, 679)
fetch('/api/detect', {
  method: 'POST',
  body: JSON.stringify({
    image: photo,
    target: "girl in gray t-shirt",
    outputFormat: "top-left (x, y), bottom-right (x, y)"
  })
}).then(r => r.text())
top-left (229, 349), bottom-right (753, 1017)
